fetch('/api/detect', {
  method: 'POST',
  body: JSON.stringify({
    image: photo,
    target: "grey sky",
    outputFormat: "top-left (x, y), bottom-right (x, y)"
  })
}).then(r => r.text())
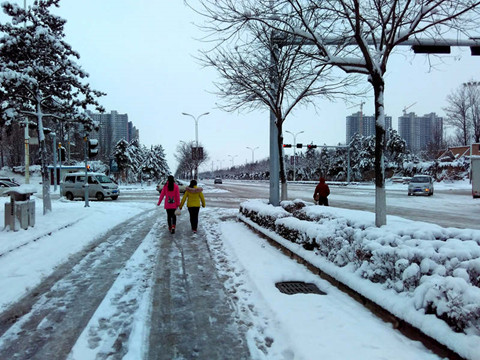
top-left (19, 1), bottom-right (480, 171)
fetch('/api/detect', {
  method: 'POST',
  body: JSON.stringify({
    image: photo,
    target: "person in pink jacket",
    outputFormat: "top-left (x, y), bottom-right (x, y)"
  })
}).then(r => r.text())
top-left (157, 175), bottom-right (181, 234)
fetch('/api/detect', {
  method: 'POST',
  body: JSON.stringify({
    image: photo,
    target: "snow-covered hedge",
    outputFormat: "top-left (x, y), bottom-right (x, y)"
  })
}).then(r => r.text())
top-left (238, 199), bottom-right (291, 231)
top-left (239, 199), bottom-right (480, 337)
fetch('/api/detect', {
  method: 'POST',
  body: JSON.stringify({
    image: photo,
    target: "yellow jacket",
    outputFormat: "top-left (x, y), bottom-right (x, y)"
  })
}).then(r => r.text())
top-left (180, 186), bottom-right (205, 208)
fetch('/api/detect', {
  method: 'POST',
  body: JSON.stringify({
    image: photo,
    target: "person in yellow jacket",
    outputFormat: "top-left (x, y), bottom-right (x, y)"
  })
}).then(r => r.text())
top-left (179, 179), bottom-right (205, 233)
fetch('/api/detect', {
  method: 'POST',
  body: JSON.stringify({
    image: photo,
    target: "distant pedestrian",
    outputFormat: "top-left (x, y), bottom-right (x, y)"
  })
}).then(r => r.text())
top-left (313, 177), bottom-right (330, 206)
top-left (179, 179), bottom-right (205, 233)
top-left (157, 175), bottom-right (181, 234)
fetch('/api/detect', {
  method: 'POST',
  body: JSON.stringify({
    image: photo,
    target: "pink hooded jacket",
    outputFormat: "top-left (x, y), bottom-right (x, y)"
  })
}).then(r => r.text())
top-left (157, 183), bottom-right (180, 209)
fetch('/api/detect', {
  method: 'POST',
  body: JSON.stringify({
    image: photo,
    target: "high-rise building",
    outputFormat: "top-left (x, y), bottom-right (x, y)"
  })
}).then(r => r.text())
top-left (398, 112), bottom-right (443, 152)
top-left (88, 110), bottom-right (139, 158)
top-left (346, 112), bottom-right (392, 143)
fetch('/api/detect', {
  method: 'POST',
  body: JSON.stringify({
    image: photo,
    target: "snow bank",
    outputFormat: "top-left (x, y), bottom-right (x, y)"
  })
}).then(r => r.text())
top-left (239, 199), bottom-right (480, 360)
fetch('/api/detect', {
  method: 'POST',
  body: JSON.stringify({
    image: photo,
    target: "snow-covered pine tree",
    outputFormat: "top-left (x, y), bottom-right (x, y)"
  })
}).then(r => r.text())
top-left (386, 128), bottom-right (409, 173)
top-left (113, 139), bottom-right (129, 182)
top-left (126, 139), bottom-right (145, 182)
top-left (0, 0), bottom-right (104, 213)
top-left (347, 134), bottom-right (374, 181)
top-left (152, 144), bottom-right (170, 180)
top-left (141, 145), bottom-right (170, 182)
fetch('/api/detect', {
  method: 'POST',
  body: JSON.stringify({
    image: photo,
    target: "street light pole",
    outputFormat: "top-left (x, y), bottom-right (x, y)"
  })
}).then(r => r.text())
top-left (23, 0), bottom-right (30, 184)
top-left (228, 154), bottom-right (238, 167)
top-left (285, 130), bottom-right (304, 182)
top-left (182, 112), bottom-right (209, 179)
top-left (246, 146), bottom-right (259, 163)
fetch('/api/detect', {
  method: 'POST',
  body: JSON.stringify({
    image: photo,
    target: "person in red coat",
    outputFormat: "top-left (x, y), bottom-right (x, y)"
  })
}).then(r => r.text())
top-left (313, 177), bottom-right (330, 206)
top-left (157, 175), bottom-right (181, 233)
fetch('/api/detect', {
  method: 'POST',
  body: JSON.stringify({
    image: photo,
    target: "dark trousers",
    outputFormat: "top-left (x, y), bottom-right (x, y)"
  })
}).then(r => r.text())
top-left (188, 207), bottom-right (200, 230)
top-left (318, 196), bottom-right (329, 206)
top-left (166, 208), bottom-right (177, 227)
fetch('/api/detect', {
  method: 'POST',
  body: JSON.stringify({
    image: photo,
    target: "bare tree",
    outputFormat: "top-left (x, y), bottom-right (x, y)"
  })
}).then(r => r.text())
top-left (465, 81), bottom-right (480, 143)
top-left (192, 2), bottom-right (363, 200)
top-left (194, 0), bottom-right (480, 225)
top-left (175, 141), bottom-right (209, 180)
top-left (444, 84), bottom-right (472, 146)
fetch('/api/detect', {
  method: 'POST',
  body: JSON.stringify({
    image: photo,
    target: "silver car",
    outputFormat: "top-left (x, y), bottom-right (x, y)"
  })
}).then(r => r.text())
top-left (408, 175), bottom-right (434, 196)
top-left (61, 172), bottom-right (119, 201)
top-left (156, 179), bottom-right (187, 193)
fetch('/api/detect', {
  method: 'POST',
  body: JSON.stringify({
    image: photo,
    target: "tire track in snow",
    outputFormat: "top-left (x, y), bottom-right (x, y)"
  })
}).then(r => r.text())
top-left (0, 208), bottom-right (159, 360)
top-left (67, 215), bottom-right (163, 360)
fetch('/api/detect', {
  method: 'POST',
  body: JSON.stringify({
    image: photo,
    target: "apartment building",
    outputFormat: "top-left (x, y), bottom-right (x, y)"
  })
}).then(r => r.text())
top-left (398, 112), bottom-right (443, 153)
top-left (346, 112), bottom-right (393, 143)
top-left (88, 110), bottom-right (139, 158)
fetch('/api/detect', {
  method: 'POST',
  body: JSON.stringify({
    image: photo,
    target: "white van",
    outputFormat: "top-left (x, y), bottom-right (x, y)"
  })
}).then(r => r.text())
top-left (61, 172), bottom-right (119, 201)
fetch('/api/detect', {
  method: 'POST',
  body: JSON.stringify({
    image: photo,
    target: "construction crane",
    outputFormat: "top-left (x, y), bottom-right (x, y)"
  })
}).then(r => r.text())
top-left (347, 101), bottom-right (366, 138)
top-left (402, 102), bottom-right (417, 115)
top-left (347, 101), bottom-right (365, 116)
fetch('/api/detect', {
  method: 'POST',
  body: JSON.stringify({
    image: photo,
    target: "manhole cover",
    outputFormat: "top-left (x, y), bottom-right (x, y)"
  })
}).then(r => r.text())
top-left (275, 281), bottom-right (325, 295)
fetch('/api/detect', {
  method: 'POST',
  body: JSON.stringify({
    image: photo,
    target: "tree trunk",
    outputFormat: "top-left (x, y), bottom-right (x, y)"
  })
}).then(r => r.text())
top-left (372, 76), bottom-right (386, 227)
top-left (39, 138), bottom-right (52, 214)
top-left (36, 96), bottom-right (52, 214)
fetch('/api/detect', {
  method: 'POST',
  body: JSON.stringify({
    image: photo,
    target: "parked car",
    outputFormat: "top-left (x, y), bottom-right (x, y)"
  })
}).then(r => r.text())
top-left (214, 177), bottom-right (222, 184)
top-left (0, 177), bottom-right (20, 185)
top-left (61, 172), bottom-right (120, 201)
top-left (0, 180), bottom-right (20, 196)
top-left (390, 176), bottom-right (411, 184)
top-left (408, 175), bottom-right (434, 196)
top-left (156, 179), bottom-right (187, 193)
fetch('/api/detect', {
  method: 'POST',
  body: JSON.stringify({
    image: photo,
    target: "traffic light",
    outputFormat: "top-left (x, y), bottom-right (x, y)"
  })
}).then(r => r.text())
top-left (283, 144), bottom-right (292, 148)
top-left (307, 144), bottom-right (317, 149)
top-left (412, 45), bottom-right (450, 54)
top-left (88, 139), bottom-right (99, 158)
top-left (296, 143), bottom-right (303, 148)
top-left (58, 143), bottom-right (66, 161)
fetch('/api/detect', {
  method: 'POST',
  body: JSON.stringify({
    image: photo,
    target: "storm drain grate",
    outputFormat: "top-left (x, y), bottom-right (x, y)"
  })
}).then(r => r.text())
top-left (275, 281), bottom-right (326, 295)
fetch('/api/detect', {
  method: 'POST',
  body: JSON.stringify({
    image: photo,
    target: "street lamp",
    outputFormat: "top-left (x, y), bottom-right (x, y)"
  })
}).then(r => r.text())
top-left (228, 154), bottom-right (238, 167)
top-left (246, 146), bottom-right (259, 163)
top-left (182, 111), bottom-right (209, 179)
top-left (285, 130), bottom-right (304, 182)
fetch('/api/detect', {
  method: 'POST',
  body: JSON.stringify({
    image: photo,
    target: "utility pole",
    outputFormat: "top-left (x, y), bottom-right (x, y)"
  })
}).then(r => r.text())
top-left (269, 43), bottom-right (280, 205)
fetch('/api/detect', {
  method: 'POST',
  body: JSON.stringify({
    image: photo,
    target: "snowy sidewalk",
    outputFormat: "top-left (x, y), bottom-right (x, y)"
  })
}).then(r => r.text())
top-left (146, 212), bottom-right (250, 359)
